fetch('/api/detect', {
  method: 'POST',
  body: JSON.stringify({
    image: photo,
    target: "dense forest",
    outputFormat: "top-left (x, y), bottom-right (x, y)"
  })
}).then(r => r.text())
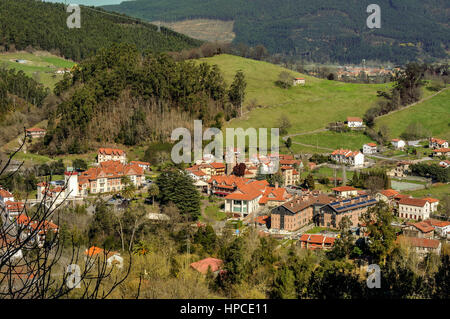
top-left (0, 0), bottom-right (202, 62)
top-left (105, 0), bottom-right (450, 64)
top-left (42, 43), bottom-right (242, 154)
top-left (0, 67), bottom-right (50, 145)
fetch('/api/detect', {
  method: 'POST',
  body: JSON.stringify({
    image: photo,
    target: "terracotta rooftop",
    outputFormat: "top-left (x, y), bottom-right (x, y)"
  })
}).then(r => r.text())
top-left (98, 148), bottom-right (125, 156)
top-left (396, 236), bottom-right (440, 249)
top-left (379, 189), bottom-right (399, 198)
top-left (190, 258), bottom-right (223, 274)
top-left (332, 186), bottom-right (356, 192)
top-left (398, 197), bottom-right (428, 207)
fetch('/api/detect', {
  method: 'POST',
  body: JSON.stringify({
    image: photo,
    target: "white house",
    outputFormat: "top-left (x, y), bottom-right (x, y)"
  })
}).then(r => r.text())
top-left (97, 148), bottom-right (127, 164)
top-left (363, 142), bottom-right (377, 154)
top-left (391, 139), bottom-right (406, 149)
top-left (85, 246), bottom-right (123, 269)
top-left (433, 148), bottom-right (450, 157)
top-left (331, 149), bottom-right (365, 167)
top-left (429, 138), bottom-right (448, 149)
top-left (439, 160), bottom-right (450, 168)
top-left (129, 161), bottom-right (151, 171)
top-left (293, 78), bottom-right (306, 86)
top-left (426, 219), bottom-right (450, 238)
top-left (0, 187), bottom-right (14, 203)
top-left (332, 186), bottom-right (358, 198)
top-left (398, 198), bottom-right (431, 221)
top-left (423, 198), bottom-right (439, 212)
top-left (347, 117), bottom-right (364, 128)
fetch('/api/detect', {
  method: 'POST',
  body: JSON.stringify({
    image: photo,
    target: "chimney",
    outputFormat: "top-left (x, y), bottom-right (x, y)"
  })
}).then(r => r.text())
top-left (275, 182), bottom-right (279, 189)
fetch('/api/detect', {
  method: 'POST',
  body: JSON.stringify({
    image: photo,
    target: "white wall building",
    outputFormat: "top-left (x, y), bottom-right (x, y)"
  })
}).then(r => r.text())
top-left (331, 149), bottom-right (365, 167)
top-left (398, 198), bottom-right (431, 221)
top-left (347, 117), bottom-right (364, 128)
top-left (363, 143), bottom-right (377, 154)
top-left (391, 139), bottom-right (406, 149)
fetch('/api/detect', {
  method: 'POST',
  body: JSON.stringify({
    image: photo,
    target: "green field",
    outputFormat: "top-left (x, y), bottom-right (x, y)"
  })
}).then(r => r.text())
top-left (199, 54), bottom-right (388, 136)
top-left (0, 51), bottom-right (75, 88)
top-left (404, 183), bottom-right (450, 200)
top-left (375, 88), bottom-right (450, 141)
top-left (292, 131), bottom-right (374, 152)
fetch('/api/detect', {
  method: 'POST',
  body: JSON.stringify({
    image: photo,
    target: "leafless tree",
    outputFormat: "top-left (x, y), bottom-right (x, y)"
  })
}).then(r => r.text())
top-left (0, 130), bottom-right (132, 299)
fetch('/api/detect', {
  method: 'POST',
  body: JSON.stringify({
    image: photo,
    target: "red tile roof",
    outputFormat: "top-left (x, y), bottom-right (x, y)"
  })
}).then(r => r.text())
top-left (366, 142), bottom-right (377, 147)
top-left (129, 161), bottom-right (150, 166)
top-left (423, 197), bottom-right (439, 203)
top-left (433, 148), bottom-right (450, 153)
top-left (26, 127), bottom-right (46, 132)
top-left (98, 148), bottom-right (125, 156)
top-left (0, 189), bottom-right (13, 198)
top-left (259, 187), bottom-right (290, 204)
top-left (396, 236), bottom-right (440, 249)
top-left (430, 137), bottom-right (447, 145)
top-left (407, 221), bottom-right (434, 233)
top-left (424, 219), bottom-right (450, 228)
top-left (379, 189), bottom-right (399, 198)
top-left (299, 234), bottom-right (336, 245)
top-left (190, 258), bottom-right (223, 274)
top-left (398, 197), bottom-right (428, 207)
top-left (347, 117), bottom-right (363, 122)
top-left (80, 160), bottom-right (143, 182)
top-left (332, 186), bottom-right (356, 192)
top-left (210, 162), bottom-right (225, 169)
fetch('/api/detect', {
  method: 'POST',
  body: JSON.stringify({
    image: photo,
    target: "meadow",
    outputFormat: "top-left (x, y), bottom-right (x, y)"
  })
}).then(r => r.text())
top-left (200, 54), bottom-right (388, 135)
top-left (0, 51), bottom-right (75, 88)
top-left (375, 88), bottom-right (450, 141)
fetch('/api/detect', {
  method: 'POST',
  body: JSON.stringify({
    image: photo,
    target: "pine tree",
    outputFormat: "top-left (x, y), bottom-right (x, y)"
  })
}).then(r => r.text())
top-left (156, 169), bottom-right (201, 220)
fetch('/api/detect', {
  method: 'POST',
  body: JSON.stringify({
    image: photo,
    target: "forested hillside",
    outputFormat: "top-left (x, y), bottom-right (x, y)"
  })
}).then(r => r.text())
top-left (104, 0), bottom-right (450, 64)
top-left (42, 44), bottom-right (238, 154)
top-left (0, 0), bottom-right (202, 62)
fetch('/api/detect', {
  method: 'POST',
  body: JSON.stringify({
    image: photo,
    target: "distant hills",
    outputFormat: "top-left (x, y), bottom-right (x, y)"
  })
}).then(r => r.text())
top-left (103, 0), bottom-right (450, 64)
top-left (0, 0), bottom-right (202, 62)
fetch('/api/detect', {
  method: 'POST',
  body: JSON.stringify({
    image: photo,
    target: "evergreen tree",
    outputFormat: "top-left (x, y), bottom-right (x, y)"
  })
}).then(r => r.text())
top-left (228, 70), bottom-right (246, 117)
top-left (156, 169), bottom-right (201, 220)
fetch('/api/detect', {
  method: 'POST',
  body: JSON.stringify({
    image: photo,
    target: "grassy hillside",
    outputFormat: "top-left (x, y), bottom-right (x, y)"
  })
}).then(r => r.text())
top-left (374, 88), bottom-right (450, 141)
top-left (199, 54), bottom-right (387, 134)
top-left (104, 0), bottom-right (450, 64)
top-left (0, 51), bottom-right (75, 89)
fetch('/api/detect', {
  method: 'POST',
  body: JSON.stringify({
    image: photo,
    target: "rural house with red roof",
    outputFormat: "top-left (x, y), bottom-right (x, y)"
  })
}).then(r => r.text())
top-left (375, 189), bottom-right (400, 206)
top-left (432, 147), bottom-right (450, 157)
top-left (97, 148), bottom-right (127, 164)
top-left (403, 221), bottom-right (434, 239)
top-left (299, 234), bottom-right (336, 250)
top-left (346, 117), bottom-right (364, 128)
top-left (332, 186), bottom-right (358, 198)
top-left (25, 127), bottom-right (46, 139)
top-left (429, 137), bottom-right (448, 149)
top-left (85, 246), bottom-right (123, 268)
top-left (331, 149), bottom-right (364, 167)
top-left (363, 142), bottom-right (377, 154)
top-left (396, 236), bottom-right (441, 257)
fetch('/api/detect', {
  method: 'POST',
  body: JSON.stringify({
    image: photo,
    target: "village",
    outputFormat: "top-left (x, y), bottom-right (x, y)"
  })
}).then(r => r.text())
top-left (1, 118), bottom-right (449, 275)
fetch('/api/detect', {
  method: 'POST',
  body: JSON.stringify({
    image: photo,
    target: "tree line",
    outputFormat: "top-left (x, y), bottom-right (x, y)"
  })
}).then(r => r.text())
top-left (0, 0), bottom-right (202, 62)
top-left (43, 43), bottom-right (246, 154)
